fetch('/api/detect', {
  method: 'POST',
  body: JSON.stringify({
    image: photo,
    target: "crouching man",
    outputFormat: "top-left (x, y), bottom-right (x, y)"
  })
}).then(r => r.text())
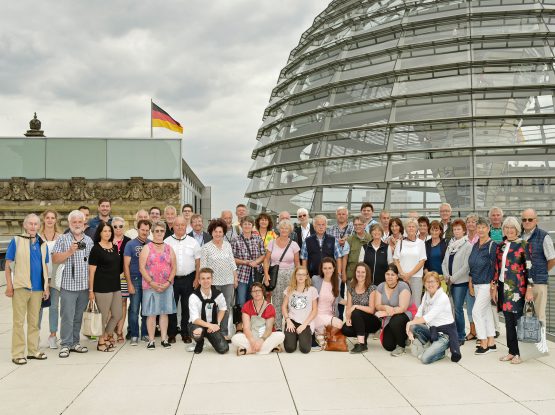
top-left (188, 267), bottom-right (229, 354)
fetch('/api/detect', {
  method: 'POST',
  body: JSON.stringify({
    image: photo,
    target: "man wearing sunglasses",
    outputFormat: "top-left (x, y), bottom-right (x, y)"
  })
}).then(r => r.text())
top-left (521, 208), bottom-right (555, 327)
top-left (294, 208), bottom-right (315, 245)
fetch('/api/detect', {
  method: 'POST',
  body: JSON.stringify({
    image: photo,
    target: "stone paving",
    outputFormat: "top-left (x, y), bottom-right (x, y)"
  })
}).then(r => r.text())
top-left (0, 277), bottom-right (554, 414)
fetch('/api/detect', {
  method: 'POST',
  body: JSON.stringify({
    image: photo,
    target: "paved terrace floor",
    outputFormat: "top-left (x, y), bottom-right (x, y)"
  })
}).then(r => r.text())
top-left (0, 282), bottom-right (554, 414)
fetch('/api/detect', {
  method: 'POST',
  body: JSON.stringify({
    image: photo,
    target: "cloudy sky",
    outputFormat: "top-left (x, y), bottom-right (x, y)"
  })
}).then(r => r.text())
top-left (0, 0), bottom-right (327, 216)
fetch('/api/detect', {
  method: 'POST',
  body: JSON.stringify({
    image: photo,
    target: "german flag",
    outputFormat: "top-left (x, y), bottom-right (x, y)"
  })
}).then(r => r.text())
top-left (151, 102), bottom-right (183, 134)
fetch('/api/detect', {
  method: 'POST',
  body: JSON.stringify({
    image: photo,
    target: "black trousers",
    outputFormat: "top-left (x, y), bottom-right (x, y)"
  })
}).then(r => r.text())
top-left (342, 309), bottom-right (381, 341)
top-left (284, 320), bottom-right (312, 354)
top-left (168, 272), bottom-right (195, 337)
top-left (189, 323), bottom-right (229, 354)
top-left (382, 313), bottom-right (410, 352)
top-left (337, 282), bottom-right (346, 319)
top-left (504, 311), bottom-right (521, 356)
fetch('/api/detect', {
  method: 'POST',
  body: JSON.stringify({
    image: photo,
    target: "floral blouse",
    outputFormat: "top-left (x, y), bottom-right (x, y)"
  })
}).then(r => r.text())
top-left (493, 239), bottom-right (531, 315)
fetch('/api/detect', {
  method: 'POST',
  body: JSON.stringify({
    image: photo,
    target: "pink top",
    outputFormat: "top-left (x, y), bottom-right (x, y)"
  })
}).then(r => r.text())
top-left (317, 281), bottom-right (335, 317)
top-left (142, 242), bottom-right (172, 290)
top-left (268, 239), bottom-right (300, 269)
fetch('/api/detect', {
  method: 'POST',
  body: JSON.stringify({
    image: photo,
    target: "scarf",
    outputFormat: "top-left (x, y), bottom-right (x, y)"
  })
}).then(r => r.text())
top-left (446, 235), bottom-right (468, 255)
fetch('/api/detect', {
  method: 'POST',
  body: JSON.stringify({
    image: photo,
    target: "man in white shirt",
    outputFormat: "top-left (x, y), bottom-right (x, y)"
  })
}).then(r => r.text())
top-left (294, 208), bottom-right (314, 244)
top-left (379, 210), bottom-right (391, 242)
top-left (125, 209), bottom-right (151, 240)
top-left (188, 268), bottom-right (229, 354)
top-left (165, 216), bottom-right (201, 344)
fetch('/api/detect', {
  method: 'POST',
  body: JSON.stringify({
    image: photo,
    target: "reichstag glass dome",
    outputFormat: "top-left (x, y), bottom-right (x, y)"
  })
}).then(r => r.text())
top-left (245, 0), bottom-right (555, 218)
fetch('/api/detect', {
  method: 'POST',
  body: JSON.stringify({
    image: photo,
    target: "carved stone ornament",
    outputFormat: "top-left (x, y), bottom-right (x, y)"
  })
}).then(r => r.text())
top-left (0, 177), bottom-right (180, 202)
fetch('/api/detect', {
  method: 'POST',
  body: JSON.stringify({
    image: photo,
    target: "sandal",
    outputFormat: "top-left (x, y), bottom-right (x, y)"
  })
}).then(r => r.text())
top-left (70, 344), bottom-right (88, 353)
top-left (97, 342), bottom-right (114, 353)
top-left (465, 333), bottom-right (477, 341)
top-left (499, 354), bottom-right (514, 362)
top-left (12, 357), bottom-right (27, 365)
top-left (27, 352), bottom-right (48, 360)
top-left (511, 355), bottom-right (522, 365)
top-left (116, 332), bottom-right (125, 344)
top-left (236, 347), bottom-right (247, 356)
top-left (59, 347), bottom-right (70, 358)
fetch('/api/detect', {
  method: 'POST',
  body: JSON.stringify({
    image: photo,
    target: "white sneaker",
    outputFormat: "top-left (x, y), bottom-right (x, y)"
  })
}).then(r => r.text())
top-left (186, 345), bottom-right (196, 352)
top-left (410, 339), bottom-right (424, 359)
top-left (48, 336), bottom-right (58, 349)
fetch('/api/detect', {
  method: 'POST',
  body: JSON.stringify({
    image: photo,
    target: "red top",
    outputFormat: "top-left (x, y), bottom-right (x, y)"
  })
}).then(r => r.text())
top-left (241, 300), bottom-right (276, 332)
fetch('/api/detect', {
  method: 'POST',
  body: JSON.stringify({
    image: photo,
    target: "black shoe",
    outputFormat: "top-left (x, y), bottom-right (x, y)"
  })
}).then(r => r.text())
top-left (194, 339), bottom-right (204, 354)
top-left (146, 341), bottom-right (155, 350)
top-left (125, 332), bottom-right (131, 340)
top-left (350, 343), bottom-right (368, 354)
top-left (161, 340), bottom-right (171, 349)
top-left (168, 336), bottom-right (176, 344)
top-left (494, 331), bottom-right (500, 338)
top-left (475, 346), bottom-right (491, 355)
top-left (488, 345), bottom-right (497, 352)
top-left (459, 339), bottom-right (465, 346)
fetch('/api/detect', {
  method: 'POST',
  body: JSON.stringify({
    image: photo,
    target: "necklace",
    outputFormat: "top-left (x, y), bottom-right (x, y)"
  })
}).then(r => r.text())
top-left (152, 241), bottom-right (165, 246)
top-left (253, 300), bottom-right (265, 315)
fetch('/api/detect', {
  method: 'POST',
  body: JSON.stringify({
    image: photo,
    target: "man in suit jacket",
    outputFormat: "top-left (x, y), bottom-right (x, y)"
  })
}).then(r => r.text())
top-left (188, 214), bottom-right (212, 249)
top-left (294, 208), bottom-right (315, 246)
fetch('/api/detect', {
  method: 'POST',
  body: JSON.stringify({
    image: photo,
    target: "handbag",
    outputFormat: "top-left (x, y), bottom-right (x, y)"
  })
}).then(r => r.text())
top-left (517, 301), bottom-right (542, 343)
top-left (81, 300), bottom-right (103, 337)
top-left (266, 239), bottom-right (293, 292)
top-left (322, 324), bottom-right (348, 352)
top-left (250, 302), bottom-right (270, 339)
top-left (241, 235), bottom-right (265, 284)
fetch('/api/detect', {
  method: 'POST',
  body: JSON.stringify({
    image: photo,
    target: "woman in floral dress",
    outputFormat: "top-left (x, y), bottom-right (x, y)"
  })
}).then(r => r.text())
top-left (492, 217), bottom-right (533, 364)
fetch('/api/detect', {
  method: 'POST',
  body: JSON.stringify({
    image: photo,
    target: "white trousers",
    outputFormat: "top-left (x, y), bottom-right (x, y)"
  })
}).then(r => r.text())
top-left (472, 284), bottom-right (495, 340)
top-left (231, 332), bottom-right (285, 355)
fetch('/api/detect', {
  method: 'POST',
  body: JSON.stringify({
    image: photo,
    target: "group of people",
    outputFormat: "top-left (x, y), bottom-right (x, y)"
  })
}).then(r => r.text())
top-left (4, 200), bottom-right (553, 366)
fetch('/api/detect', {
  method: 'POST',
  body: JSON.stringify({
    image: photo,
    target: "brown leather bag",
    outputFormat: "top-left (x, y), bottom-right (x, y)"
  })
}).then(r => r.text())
top-left (323, 325), bottom-right (348, 352)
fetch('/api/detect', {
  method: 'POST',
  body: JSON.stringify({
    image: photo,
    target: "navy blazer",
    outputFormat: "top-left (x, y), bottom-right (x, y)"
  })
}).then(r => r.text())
top-left (188, 230), bottom-right (213, 246)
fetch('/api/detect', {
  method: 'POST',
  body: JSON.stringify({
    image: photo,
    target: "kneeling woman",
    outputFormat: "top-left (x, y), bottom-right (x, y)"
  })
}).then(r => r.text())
top-left (342, 262), bottom-right (380, 353)
top-left (282, 266), bottom-right (318, 353)
top-left (232, 282), bottom-right (285, 355)
top-left (312, 257), bottom-right (343, 347)
top-left (375, 264), bottom-right (412, 356)
top-left (406, 272), bottom-right (461, 364)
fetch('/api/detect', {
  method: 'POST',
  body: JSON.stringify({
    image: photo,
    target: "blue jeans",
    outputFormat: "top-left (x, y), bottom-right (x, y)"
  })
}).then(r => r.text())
top-left (128, 276), bottom-right (147, 338)
top-left (236, 274), bottom-right (254, 307)
top-left (411, 324), bottom-right (450, 365)
top-left (38, 287), bottom-right (60, 333)
top-left (450, 282), bottom-right (468, 341)
top-left (60, 289), bottom-right (89, 348)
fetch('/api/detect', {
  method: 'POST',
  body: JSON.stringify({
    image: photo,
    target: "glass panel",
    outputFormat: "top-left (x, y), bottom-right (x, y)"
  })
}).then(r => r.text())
top-left (271, 164), bottom-right (319, 189)
top-left (0, 139), bottom-right (45, 179)
top-left (471, 38), bottom-right (553, 61)
top-left (329, 102), bottom-right (392, 129)
top-left (391, 94), bottom-right (471, 123)
top-left (287, 90), bottom-right (331, 116)
top-left (402, 20), bottom-right (469, 46)
top-left (473, 91), bottom-right (555, 116)
top-left (471, 0), bottom-right (539, 13)
top-left (47, 139), bottom-right (106, 179)
top-left (298, 68), bottom-right (335, 92)
top-left (397, 44), bottom-right (470, 70)
top-left (474, 118), bottom-right (555, 146)
top-left (474, 178), bottom-right (554, 210)
top-left (391, 122), bottom-right (472, 151)
top-left (107, 140), bottom-right (180, 179)
top-left (392, 68), bottom-right (471, 96)
top-left (283, 112), bottom-right (327, 139)
top-left (475, 148), bottom-right (555, 177)
top-left (304, 46), bottom-right (342, 70)
top-left (471, 16), bottom-right (545, 36)
top-left (326, 129), bottom-right (388, 156)
top-left (277, 141), bottom-right (322, 164)
top-left (340, 53), bottom-right (397, 81)
top-left (472, 63), bottom-right (555, 89)
top-left (322, 187), bottom-right (350, 212)
top-left (251, 149), bottom-right (278, 171)
top-left (246, 170), bottom-right (273, 194)
top-left (334, 78), bottom-right (394, 105)
top-left (390, 152), bottom-right (472, 181)
top-left (266, 188), bottom-right (316, 213)
top-left (389, 179), bottom-right (473, 210)
top-left (322, 155), bottom-right (387, 184)
top-left (345, 33), bottom-right (400, 59)
top-left (406, 0), bottom-right (468, 22)
top-left (350, 185), bottom-right (387, 212)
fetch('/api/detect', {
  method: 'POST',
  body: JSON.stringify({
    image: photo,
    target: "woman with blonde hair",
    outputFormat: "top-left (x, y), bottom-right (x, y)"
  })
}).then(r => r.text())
top-left (406, 272), bottom-right (461, 364)
top-left (39, 209), bottom-right (62, 349)
top-left (282, 266), bottom-right (318, 353)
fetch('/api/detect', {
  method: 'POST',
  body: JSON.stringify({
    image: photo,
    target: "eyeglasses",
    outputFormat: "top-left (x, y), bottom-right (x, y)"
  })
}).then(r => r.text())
top-left (153, 229), bottom-right (165, 233)
top-left (521, 218), bottom-right (536, 222)
top-left (113, 225), bottom-right (124, 229)
top-left (298, 214), bottom-right (307, 217)
top-left (251, 289), bottom-right (263, 294)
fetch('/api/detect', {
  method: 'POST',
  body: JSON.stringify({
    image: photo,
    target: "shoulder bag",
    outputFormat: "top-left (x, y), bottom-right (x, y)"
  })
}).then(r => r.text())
top-left (517, 301), bottom-right (542, 343)
top-left (250, 302), bottom-right (270, 339)
top-left (266, 239), bottom-right (293, 292)
top-left (82, 300), bottom-right (103, 337)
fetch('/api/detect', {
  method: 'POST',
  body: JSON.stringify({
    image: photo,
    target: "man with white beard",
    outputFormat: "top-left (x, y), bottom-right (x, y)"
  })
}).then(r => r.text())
top-left (52, 210), bottom-right (94, 358)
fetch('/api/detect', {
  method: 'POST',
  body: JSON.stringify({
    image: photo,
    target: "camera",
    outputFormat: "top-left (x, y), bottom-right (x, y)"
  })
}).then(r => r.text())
top-left (75, 241), bottom-right (87, 250)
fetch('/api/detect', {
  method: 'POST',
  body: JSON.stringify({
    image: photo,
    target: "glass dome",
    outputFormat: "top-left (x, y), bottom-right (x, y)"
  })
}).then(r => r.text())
top-left (245, 0), bottom-right (555, 217)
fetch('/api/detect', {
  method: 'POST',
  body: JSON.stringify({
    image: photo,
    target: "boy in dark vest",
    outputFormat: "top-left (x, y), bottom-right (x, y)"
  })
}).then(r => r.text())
top-left (188, 268), bottom-right (229, 354)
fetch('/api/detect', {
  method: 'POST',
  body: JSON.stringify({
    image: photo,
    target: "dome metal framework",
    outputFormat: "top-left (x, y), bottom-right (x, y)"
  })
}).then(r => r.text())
top-left (245, 0), bottom-right (555, 218)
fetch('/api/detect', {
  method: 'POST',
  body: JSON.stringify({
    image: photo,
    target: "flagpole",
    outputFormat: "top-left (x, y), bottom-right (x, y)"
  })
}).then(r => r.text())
top-left (150, 98), bottom-right (153, 138)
